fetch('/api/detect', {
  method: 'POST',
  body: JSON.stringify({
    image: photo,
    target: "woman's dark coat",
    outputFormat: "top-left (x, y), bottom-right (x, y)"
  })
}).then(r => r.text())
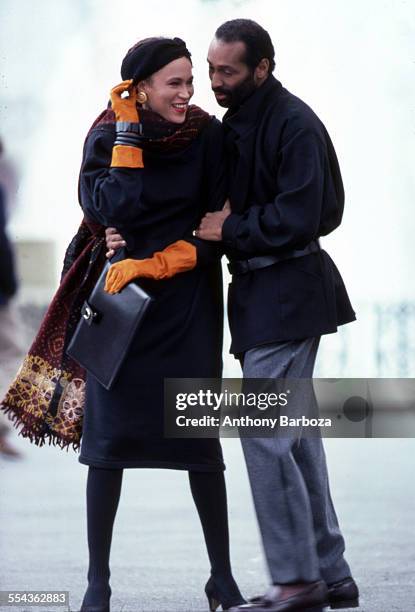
top-left (78, 115), bottom-right (226, 470)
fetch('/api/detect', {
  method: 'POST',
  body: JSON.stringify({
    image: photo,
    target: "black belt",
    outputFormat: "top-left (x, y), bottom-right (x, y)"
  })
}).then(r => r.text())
top-left (227, 240), bottom-right (321, 275)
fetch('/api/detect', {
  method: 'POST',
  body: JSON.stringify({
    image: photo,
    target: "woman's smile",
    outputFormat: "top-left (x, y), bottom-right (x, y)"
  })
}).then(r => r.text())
top-left (171, 101), bottom-right (189, 114)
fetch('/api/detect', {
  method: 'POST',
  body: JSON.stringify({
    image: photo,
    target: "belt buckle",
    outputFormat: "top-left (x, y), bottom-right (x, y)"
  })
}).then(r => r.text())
top-left (228, 259), bottom-right (252, 275)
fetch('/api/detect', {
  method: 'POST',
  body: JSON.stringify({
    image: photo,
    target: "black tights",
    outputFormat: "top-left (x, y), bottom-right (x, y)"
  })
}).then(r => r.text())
top-left (82, 467), bottom-right (238, 598)
top-left (188, 470), bottom-right (235, 586)
top-left (84, 467), bottom-right (123, 587)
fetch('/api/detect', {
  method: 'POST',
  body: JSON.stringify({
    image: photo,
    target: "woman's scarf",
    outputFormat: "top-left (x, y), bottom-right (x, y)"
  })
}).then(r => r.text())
top-left (0, 104), bottom-right (210, 451)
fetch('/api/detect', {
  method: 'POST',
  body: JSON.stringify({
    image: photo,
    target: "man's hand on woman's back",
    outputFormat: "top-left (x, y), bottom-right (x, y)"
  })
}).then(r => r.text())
top-left (105, 227), bottom-right (126, 258)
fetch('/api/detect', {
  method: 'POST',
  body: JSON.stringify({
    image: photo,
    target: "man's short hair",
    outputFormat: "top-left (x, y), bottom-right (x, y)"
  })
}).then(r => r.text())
top-left (215, 19), bottom-right (276, 73)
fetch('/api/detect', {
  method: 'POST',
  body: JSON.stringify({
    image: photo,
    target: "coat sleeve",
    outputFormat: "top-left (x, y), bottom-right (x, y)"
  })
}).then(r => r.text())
top-left (121, 118), bottom-right (227, 267)
top-left (79, 126), bottom-right (146, 230)
top-left (186, 117), bottom-right (227, 266)
top-left (221, 126), bottom-right (326, 255)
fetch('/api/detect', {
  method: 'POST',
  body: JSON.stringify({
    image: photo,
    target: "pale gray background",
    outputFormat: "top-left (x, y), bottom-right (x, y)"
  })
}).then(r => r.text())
top-left (1, 1), bottom-right (414, 611)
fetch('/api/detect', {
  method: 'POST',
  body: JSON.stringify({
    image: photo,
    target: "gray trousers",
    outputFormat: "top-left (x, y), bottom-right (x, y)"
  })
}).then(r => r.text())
top-left (241, 337), bottom-right (351, 584)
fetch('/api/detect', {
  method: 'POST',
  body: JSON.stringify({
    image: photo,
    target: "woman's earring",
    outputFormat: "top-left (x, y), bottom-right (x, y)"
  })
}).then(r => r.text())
top-left (137, 90), bottom-right (148, 104)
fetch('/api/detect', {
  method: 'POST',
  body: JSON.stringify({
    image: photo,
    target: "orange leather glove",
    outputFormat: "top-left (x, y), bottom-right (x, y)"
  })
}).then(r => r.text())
top-left (110, 80), bottom-right (144, 168)
top-left (104, 240), bottom-right (197, 294)
top-left (110, 79), bottom-right (139, 122)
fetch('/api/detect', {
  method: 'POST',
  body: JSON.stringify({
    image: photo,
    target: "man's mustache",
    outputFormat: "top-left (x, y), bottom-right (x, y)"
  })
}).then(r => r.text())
top-left (212, 87), bottom-right (231, 96)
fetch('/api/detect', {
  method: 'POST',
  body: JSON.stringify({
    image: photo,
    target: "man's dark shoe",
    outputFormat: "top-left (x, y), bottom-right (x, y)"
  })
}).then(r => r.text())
top-left (327, 577), bottom-right (359, 609)
top-left (228, 580), bottom-right (329, 611)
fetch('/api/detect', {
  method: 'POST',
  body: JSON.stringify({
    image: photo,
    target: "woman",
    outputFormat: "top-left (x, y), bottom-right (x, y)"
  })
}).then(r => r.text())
top-left (77, 37), bottom-right (244, 612)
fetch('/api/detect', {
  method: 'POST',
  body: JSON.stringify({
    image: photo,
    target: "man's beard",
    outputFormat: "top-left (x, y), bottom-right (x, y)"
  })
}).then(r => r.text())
top-left (213, 73), bottom-right (256, 109)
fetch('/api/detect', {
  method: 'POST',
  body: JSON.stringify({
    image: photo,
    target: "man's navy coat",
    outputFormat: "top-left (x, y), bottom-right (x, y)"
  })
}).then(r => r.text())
top-left (221, 75), bottom-right (355, 355)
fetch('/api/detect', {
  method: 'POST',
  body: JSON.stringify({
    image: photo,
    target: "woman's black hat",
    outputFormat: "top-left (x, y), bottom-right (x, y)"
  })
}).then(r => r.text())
top-left (121, 37), bottom-right (192, 84)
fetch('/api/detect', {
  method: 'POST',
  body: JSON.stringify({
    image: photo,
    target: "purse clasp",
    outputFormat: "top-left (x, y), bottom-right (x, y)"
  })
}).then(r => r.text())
top-left (81, 301), bottom-right (100, 326)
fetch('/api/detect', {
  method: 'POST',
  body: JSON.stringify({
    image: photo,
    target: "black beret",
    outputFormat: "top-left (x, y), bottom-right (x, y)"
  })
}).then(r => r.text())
top-left (121, 37), bottom-right (192, 84)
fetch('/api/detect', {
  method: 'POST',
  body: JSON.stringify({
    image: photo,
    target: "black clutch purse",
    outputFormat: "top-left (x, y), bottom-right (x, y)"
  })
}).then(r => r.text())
top-left (67, 261), bottom-right (152, 390)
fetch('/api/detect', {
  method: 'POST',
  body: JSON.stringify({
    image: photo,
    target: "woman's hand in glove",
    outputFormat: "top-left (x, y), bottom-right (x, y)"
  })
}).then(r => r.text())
top-left (104, 240), bottom-right (197, 294)
top-left (110, 80), bottom-right (143, 167)
top-left (110, 80), bottom-right (139, 123)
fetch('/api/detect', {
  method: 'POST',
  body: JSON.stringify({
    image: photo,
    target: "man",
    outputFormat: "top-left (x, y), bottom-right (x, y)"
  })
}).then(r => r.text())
top-left (105, 19), bottom-right (359, 612)
top-left (195, 19), bottom-right (359, 612)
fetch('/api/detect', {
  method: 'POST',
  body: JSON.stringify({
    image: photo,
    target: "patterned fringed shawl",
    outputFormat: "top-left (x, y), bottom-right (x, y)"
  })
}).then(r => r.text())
top-left (0, 220), bottom-right (106, 450)
top-left (0, 104), bottom-right (211, 451)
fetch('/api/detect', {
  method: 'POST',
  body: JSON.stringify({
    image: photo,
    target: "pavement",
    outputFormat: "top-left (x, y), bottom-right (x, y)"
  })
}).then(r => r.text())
top-left (1, 340), bottom-right (415, 611)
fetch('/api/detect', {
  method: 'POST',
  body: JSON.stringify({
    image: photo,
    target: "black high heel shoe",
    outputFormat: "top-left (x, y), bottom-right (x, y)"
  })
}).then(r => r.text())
top-left (80, 583), bottom-right (111, 612)
top-left (205, 576), bottom-right (246, 611)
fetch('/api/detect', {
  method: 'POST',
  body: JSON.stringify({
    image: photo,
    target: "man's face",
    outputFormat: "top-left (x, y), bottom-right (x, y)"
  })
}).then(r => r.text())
top-left (207, 38), bottom-right (256, 108)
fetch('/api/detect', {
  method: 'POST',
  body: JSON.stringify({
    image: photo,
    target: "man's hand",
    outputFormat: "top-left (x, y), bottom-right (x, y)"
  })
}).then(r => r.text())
top-left (105, 227), bottom-right (126, 259)
top-left (196, 199), bottom-right (231, 241)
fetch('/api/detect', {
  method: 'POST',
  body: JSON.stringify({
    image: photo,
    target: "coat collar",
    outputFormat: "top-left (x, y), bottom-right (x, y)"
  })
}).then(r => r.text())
top-left (223, 75), bottom-right (283, 136)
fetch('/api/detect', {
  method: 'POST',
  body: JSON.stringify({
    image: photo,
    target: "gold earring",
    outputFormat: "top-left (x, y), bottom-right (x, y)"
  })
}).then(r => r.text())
top-left (137, 90), bottom-right (148, 104)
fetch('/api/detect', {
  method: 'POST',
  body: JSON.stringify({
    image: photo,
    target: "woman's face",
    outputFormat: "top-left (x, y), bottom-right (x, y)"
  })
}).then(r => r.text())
top-left (139, 57), bottom-right (194, 124)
